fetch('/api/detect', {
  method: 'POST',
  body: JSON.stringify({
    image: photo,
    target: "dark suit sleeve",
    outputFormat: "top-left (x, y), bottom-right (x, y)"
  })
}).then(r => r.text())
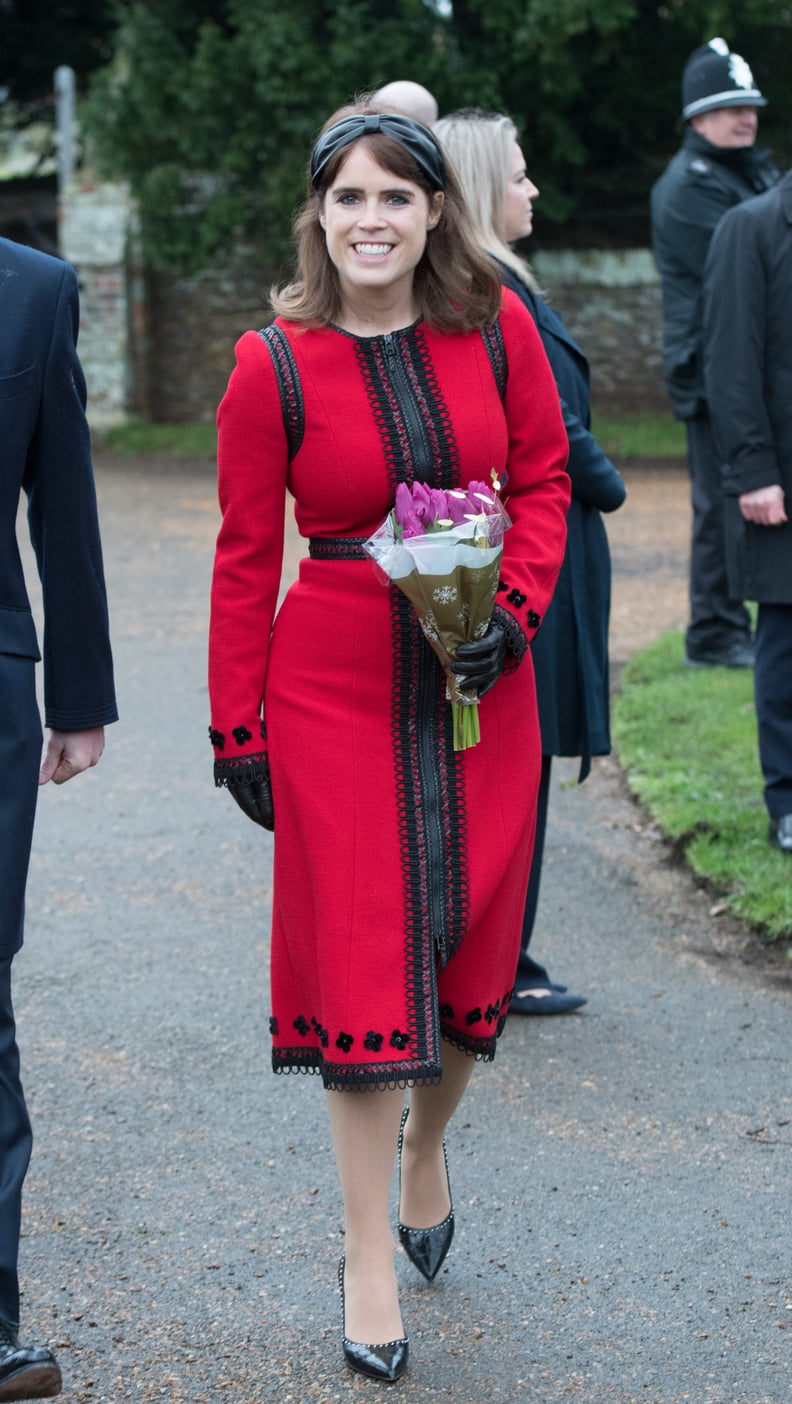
top-left (24, 261), bottom-right (118, 729)
top-left (704, 208), bottom-right (779, 496)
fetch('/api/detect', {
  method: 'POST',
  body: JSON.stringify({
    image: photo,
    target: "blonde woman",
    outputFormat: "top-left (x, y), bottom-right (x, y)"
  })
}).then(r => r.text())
top-left (436, 110), bottom-right (626, 1015)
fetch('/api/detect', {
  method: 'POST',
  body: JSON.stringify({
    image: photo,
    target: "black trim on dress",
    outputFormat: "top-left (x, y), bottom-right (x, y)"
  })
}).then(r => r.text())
top-left (257, 325), bottom-right (305, 460)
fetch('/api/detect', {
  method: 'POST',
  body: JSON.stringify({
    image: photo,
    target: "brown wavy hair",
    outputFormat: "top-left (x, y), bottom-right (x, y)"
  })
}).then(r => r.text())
top-left (270, 99), bottom-right (502, 333)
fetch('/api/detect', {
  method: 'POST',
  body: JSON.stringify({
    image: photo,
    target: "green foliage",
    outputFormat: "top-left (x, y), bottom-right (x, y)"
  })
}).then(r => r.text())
top-left (0, 0), bottom-right (118, 113)
top-left (613, 631), bottom-right (792, 943)
top-left (80, 0), bottom-right (792, 272)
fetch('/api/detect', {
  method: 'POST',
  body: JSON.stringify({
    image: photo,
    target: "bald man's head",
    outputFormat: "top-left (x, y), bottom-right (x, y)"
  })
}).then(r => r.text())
top-left (373, 80), bottom-right (439, 126)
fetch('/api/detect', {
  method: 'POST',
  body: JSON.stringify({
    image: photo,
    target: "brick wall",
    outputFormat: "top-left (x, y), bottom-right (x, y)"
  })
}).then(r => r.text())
top-left (145, 253), bottom-right (268, 423)
top-left (533, 249), bottom-right (667, 414)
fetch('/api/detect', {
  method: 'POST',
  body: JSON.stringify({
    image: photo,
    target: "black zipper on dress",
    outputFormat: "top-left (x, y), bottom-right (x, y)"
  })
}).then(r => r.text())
top-left (416, 656), bottom-right (447, 961)
top-left (381, 333), bottom-right (448, 961)
top-left (383, 333), bottom-right (435, 480)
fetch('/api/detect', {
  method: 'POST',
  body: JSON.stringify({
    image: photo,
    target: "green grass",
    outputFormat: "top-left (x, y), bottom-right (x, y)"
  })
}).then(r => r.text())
top-left (592, 413), bottom-right (686, 459)
top-left (94, 413), bottom-right (684, 463)
top-left (95, 422), bottom-right (217, 457)
top-left (612, 631), bottom-right (792, 946)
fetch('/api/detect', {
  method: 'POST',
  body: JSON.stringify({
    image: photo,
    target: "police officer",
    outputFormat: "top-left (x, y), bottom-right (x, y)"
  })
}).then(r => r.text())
top-left (650, 38), bottom-right (778, 668)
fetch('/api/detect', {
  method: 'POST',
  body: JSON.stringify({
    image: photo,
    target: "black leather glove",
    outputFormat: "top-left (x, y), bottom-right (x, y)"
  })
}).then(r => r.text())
top-left (228, 764), bottom-right (274, 831)
top-left (452, 620), bottom-right (507, 697)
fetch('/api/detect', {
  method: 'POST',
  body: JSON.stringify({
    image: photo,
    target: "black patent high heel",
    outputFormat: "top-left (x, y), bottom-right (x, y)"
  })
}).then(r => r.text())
top-left (338, 1257), bottom-right (409, 1383)
top-left (397, 1107), bottom-right (455, 1282)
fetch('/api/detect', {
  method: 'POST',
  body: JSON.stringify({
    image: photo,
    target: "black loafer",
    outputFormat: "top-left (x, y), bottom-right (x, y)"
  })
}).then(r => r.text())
top-left (509, 987), bottom-right (587, 1015)
top-left (685, 638), bottom-right (754, 669)
top-left (0, 1324), bottom-right (61, 1402)
top-left (769, 814), bottom-right (792, 853)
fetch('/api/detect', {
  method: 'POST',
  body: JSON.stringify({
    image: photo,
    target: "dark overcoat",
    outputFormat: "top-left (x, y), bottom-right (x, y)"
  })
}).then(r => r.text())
top-left (0, 237), bottom-right (117, 954)
top-left (650, 129), bottom-right (778, 420)
top-left (703, 173), bottom-right (792, 604)
top-left (498, 265), bottom-right (626, 778)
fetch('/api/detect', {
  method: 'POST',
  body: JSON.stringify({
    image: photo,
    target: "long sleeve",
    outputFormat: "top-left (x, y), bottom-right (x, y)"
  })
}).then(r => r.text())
top-left (492, 291), bottom-right (570, 663)
top-left (704, 205), bottom-right (778, 496)
top-left (24, 259), bottom-right (117, 730)
top-left (208, 331), bottom-right (290, 771)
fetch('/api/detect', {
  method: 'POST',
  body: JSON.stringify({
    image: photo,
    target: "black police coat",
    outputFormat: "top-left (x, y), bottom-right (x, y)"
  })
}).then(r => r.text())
top-left (650, 129), bottom-right (778, 420)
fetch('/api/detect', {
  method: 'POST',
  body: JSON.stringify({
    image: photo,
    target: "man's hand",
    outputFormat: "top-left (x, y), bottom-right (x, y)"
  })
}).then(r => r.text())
top-left (39, 728), bottom-right (106, 786)
top-left (739, 485), bottom-right (788, 526)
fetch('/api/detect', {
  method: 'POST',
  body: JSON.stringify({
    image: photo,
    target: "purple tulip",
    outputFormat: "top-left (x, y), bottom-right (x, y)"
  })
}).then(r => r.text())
top-left (465, 480), bottom-right (495, 514)
top-left (401, 509), bottom-right (426, 539)
top-left (410, 480), bottom-right (434, 525)
top-left (393, 481), bottom-right (415, 529)
top-left (445, 489), bottom-right (469, 524)
top-left (429, 487), bottom-right (450, 523)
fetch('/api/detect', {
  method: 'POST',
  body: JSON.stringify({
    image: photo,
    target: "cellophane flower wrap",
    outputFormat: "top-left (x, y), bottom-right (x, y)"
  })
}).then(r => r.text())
top-left (363, 476), bottom-right (511, 750)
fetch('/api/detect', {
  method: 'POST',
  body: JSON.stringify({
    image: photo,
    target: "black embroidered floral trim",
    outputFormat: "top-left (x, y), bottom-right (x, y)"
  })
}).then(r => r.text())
top-left (257, 324), bottom-right (305, 460)
top-left (208, 727), bottom-right (225, 751)
top-left (271, 978), bottom-right (512, 1086)
top-left (480, 320), bottom-right (508, 401)
top-left (214, 752), bottom-right (268, 788)
top-left (440, 987), bottom-right (514, 1062)
top-left (311, 1016), bottom-right (329, 1047)
top-left (232, 725), bottom-right (253, 745)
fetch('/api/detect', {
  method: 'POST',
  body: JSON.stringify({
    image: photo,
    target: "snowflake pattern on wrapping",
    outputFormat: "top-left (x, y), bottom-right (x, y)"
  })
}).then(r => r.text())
top-left (433, 584), bottom-right (458, 605)
top-left (421, 609), bottom-right (440, 644)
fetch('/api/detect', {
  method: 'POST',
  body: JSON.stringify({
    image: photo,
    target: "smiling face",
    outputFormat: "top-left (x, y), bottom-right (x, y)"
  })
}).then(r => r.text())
top-left (501, 141), bottom-right (539, 244)
top-left (320, 143), bottom-right (443, 322)
top-left (691, 105), bottom-right (759, 149)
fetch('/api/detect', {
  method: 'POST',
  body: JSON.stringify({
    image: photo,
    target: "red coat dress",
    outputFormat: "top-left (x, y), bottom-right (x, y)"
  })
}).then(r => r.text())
top-left (209, 289), bottom-right (569, 1090)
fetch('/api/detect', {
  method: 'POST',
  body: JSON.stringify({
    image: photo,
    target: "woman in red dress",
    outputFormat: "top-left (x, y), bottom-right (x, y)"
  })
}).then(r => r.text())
top-left (208, 102), bottom-right (569, 1382)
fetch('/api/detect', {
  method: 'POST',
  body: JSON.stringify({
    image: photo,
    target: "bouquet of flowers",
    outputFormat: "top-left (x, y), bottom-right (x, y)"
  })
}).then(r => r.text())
top-left (363, 474), bottom-right (511, 750)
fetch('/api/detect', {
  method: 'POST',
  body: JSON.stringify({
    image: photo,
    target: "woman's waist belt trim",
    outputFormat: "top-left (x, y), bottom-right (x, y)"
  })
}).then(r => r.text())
top-left (308, 536), bottom-right (368, 560)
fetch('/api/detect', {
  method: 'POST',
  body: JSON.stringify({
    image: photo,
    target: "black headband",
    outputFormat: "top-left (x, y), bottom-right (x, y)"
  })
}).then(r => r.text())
top-left (310, 112), bottom-right (446, 191)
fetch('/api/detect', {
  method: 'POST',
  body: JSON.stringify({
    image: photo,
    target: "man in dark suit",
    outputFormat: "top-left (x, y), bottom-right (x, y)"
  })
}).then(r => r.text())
top-left (0, 236), bottom-right (117, 1400)
top-left (703, 174), bottom-right (792, 854)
